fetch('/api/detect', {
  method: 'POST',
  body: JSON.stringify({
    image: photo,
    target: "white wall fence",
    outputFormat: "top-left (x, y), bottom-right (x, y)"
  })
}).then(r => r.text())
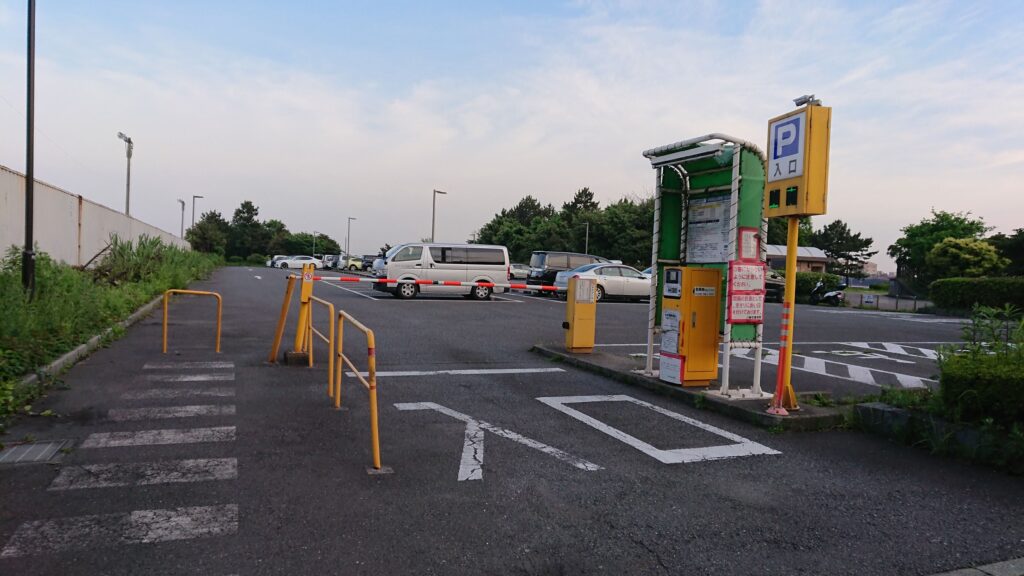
top-left (0, 164), bottom-right (188, 266)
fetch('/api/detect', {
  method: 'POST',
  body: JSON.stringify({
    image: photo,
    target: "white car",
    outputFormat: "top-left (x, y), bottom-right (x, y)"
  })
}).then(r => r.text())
top-left (275, 255), bottom-right (324, 270)
top-left (553, 263), bottom-right (650, 302)
top-left (266, 255), bottom-right (288, 267)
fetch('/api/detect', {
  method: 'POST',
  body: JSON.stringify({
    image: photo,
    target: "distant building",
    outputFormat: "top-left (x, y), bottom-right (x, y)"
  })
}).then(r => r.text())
top-left (765, 245), bottom-right (828, 272)
top-left (861, 261), bottom-right (878, 276)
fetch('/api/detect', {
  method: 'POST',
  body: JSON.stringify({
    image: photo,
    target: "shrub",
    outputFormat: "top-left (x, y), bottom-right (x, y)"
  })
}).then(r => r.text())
top-left (930, 277), bottom-right (1024, 310)
top-left (227, 256), bottom-right (244, 264)
top-left (246, 253), bottom-right (267, 265)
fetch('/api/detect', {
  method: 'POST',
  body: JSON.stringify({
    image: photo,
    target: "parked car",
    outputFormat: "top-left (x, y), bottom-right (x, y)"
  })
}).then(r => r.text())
top-left (361, 254), bottom-right (377, 270)
top-left (372, 243), bottom-right (509, 300)
top-left (266, 254), bottom-right (288, 267)
top-left (765, 269), bottom-right (785, 303)
top-left (341, 255), bottom-right (363, 271)
top-left (527, 251), bottom-right (610, 291)
top-left (275, 255), bottom-right (324, 269)
top-left (553, 263), bottom-right (650, 302)
top-left (509, 263), bottom-right (530, 280)
top-left (322, 254), bottom-right (340, 269)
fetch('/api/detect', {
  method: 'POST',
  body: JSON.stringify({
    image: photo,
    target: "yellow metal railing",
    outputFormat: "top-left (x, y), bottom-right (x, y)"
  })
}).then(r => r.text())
top-left (268, 275), bottom-right (296, 363)
top-left (162, 289), bottom-right (222, 353)
top-left (307, 295), bottom-right (336, 385)
top-left (334, 310), bottom-right (382, 470)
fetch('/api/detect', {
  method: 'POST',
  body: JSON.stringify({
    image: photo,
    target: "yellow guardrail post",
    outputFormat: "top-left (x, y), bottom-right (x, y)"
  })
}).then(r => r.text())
top-left (268, 275), bottom-right (297, 363)
top-left (367, 329), bottom-right (381, 470)
top-left (162, 289), bottom-right (222, 354)
top-left (293, 263), bottom-right (315, 354)
top-left (333, 320), bottom-right (344, 406)
top-left (307, 295), bottom-right (336, 393)
top-left (335, 310), bottom-right (384, 471)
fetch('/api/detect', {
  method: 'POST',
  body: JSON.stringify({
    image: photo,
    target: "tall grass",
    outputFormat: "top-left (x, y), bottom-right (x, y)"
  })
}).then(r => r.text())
top-left (0, 236), bottom-right (220, 424)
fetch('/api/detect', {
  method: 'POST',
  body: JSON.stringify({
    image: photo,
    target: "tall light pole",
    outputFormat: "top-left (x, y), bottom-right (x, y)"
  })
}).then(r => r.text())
top-left (177, 199), bottom-right (185, 237)
top-left (117, 132), bottom-right (133, 215)
top-left (23, 0), bottom-right (36, 295)
top-left (346, 217), bottom-right (356, 257)
top-left (312, 230), bottom-right (317, 256)
top-left (431, 189), bottom-right (447, 242)
top-left (584, 222), bottom-right (590, 254)
top-left (191, 194), bottom-right (204, 227)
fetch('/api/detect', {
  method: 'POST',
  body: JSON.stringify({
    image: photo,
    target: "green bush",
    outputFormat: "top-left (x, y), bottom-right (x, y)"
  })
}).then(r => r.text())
top-left (227, 256), bottom-right (244, 264)
top-left (930, 277), bottom-right (1024, 310)
top-left (0, 237), bottom-right (220, 423)
top-left (778, 271), bottom-right (842, 303)
top-left (246, 253), bottom-right (267, 265)
top-left (940, 355), bottom-right (1024, 428)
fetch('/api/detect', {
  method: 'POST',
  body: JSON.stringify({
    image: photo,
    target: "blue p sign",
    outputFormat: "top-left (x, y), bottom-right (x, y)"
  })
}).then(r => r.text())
top-left (773, 117), bottom-right (801, 159)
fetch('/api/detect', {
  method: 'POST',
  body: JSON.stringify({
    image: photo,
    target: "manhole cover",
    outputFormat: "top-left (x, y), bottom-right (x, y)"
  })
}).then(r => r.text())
top-left (0, 440), bottom-right (70, 465)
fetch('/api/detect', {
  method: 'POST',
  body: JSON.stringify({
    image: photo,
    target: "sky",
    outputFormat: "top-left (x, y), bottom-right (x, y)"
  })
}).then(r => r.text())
top-left (1, 1), bottom-right (1022, 271)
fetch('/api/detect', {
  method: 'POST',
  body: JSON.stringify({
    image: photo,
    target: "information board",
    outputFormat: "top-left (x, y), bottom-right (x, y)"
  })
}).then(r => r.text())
top-left (686, 193), bottom-right (731, 263)
top-left (727, 260), bottom-right (765, 324)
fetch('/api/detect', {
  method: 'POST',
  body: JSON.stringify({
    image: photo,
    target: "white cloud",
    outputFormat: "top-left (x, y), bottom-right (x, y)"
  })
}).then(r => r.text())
top-left (0, 2), bottom-right (1021, 268)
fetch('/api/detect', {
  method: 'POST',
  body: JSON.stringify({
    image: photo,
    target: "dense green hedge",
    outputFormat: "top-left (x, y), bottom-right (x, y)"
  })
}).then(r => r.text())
top-left (940, 354), bottom-right (1024, 428)
top-left (930, 277), bottom-right (1024, 309)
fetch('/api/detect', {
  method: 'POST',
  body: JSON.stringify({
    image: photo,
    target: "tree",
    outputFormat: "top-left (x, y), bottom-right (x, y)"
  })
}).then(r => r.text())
top-left (185, 211), bottom-right (230, 254)
top-left (811, 219), bottom-right (878, 283)
top-left (987, 229), bottom-right (1024, 276)
top-left (227, 200), bottom-right (269, 259)
top-left (887, 210), bottom-right (989, 286)
top-left (925, 238), bottom-right (1009, 279)
top-left (263, 219), bottom-right (290, 255)
top-left (766, 217), bottom-right (814, 246)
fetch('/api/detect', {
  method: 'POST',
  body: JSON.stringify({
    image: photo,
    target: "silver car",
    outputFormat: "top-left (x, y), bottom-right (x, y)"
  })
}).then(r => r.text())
top-left (553, 263), bottom-right (650, 302)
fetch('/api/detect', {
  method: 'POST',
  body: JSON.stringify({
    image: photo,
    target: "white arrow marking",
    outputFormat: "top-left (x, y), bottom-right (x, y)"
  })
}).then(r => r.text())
top-left (394, 402), bottom-right (601, 481)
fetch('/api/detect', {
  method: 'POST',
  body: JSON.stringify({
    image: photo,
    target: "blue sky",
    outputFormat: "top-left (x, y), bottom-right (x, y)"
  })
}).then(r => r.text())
top-left (1, 1), bottom-right (1023, 268)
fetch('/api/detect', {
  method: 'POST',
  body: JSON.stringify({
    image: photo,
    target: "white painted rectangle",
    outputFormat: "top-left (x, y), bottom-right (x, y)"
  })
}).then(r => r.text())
top-left (108, 405), bottom-right (236, 422)
top-left (81, 427), bottom-right (236, 448)
top-left (49, 458), bottom-right (237, 490)
top-left (0, 504), bottom-right (238, 558)
top-left (121, 387), bottom-right (235, 400)
top-left (145, 373), bottom-right (235, 382)
top-left (143, 361), bottom-right (234, 370)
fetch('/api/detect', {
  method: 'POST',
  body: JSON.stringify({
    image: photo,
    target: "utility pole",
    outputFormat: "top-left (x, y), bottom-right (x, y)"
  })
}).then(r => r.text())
top-left (312, 231), bottom-right (317, 256)
top-left (117, 132), bottom-right (133, 215)
top-left (346, 217), bottom-right (356, 258)
top-left (191, 194), bottom-right (204, 227)
top-left (584, 222), bottom-right (590, 254)
top-left (22, 0), bottom-right (36, 295)
top-left (177, 199), bottom-right (185, 237)
top-left (431, 189), bottom-right (447, 242)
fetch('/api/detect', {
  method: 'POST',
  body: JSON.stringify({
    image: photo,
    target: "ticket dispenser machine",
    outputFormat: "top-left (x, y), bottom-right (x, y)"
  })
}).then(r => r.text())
top-left (563, 276), bottom-right (597, 353)
top-left (659, 267), bottom-right (722, 386)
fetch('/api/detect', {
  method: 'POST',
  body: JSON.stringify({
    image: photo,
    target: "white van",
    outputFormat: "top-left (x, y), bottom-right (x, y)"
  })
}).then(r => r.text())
top-left (372, 243), bottom-right (509, 300)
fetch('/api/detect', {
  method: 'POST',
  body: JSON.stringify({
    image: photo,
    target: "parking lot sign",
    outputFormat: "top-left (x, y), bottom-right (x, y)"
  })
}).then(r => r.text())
top-left (763, 104), bottom-right (831, 218)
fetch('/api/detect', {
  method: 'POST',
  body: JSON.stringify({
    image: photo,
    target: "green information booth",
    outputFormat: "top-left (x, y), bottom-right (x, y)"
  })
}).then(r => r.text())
top-left (641, 134), bottom-right (771, 399)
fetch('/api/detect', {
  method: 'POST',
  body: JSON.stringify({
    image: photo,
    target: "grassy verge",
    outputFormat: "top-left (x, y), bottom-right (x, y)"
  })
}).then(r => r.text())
top-left (0, 236), bottom-right (221, 428)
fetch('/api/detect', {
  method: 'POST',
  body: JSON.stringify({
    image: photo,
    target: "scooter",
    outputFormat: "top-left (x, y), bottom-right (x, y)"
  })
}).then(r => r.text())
top-left (809, 280), bottom-right (847, 306)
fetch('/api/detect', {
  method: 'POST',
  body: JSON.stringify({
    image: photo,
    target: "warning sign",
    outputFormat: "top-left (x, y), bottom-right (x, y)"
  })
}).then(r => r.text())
top-left (303, 272), bottom-right (313, 282)
top-left (728, 293), bottom-right (764, 324)
top-left (729, 263), bottom-right (765, 292)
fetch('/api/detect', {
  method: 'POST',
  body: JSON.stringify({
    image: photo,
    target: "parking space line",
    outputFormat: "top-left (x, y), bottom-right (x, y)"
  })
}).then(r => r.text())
top-left (324, 281), bottom-right (380, 300)
top-left (48, 458), bottom-right (238, 490)
top-left (346, 367), bottom-right (565, 378)
top-left (538, 395), bottom-right (779, 464)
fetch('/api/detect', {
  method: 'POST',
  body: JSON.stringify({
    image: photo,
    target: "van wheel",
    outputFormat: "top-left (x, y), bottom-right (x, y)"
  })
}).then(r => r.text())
top-left (470, 285), bottom-right (492, 300)
top-left (397, 282), bottom-right (418, 299)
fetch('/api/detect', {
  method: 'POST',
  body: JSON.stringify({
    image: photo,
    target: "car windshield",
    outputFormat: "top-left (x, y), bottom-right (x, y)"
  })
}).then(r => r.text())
top-left (529, 253), bottom-right (545, 268)
top-left (384, 245), bottom-right (403, 258)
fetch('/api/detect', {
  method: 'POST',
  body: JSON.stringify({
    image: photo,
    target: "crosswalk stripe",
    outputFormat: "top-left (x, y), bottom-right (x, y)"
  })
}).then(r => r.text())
top-left (49, 458), bottom-right (238, 490)
top-left (799, 356), bottom-right (828, 375)
top-left (121, 387), bottom-right (235, 400)
top-left (81, 427), bottom-right (236, 448)
top-left (108, 405), bottom-right (236, 422)
top-left (845, 342), bottom-right (938, 360)
top-left (0, 504), bottom-right (238, 558)
top-left (143, 361), bottom-right (234, 370)
top-left (145, 373), bottom-right (235, 382)
top-left (729, 349), bottom-right (932, 389)
top-left (846, 364), bottom-right (877, 386)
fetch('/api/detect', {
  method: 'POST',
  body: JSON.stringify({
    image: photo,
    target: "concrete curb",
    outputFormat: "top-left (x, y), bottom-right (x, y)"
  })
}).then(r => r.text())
top-left (928, 557), bottom-right (1024, 576)
top-left (16, 295), bottom-right (163, 391)
top-left (531, 344), bottom-right (845, 431)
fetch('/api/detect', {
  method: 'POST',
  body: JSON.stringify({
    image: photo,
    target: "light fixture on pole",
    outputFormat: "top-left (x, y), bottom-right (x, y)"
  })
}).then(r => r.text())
top-left (346, 217), bottom-right (356, 258)
top-left (117, 131), bottom-right (133, 215)
top-left (191, 195), bottom-right (204, 227)
top-left (177, 199), bottom-right (185, 237)
top-left (431, 189), bottom-right (447, 242)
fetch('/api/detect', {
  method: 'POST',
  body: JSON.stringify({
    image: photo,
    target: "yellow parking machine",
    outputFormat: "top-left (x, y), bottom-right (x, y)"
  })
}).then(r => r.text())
top-left (659, 267), bottom-right (721, 386)
top-left (563, 276), bottom-right (597, 353)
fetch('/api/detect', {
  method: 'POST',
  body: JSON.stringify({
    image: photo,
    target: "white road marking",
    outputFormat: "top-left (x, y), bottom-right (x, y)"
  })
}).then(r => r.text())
top-left (347, 367), bottom-right (565, 378)
top-left (121, 387), bottom-right (235, 400)
top-left (459, 422), bottom-right (485, 481)
top-left (324, 281), bottom-right (380, 300)
top-left (145, 373), bottom-right (235, 382)
top-left (108, 405), bottom-right (236, 421)
top-left (845, 342), bottom-right (940, 360)
top-left (0, 504), bottom-right (238, 558)
top-left (537, 395), bottom-right (779, 464)
top-left (729, 348), bottom-right (934, 389)
top-left (800, 356), bottom-right (828, 375)
top-left (81, 427), bottom-right (236, 448)
top-left (811, 349), bottom-right (915, 364)
top-left (49, 458), bottom-right (238, 490)
top-left (254, 275), bottom-right (262, 280)
top-left (394, 402), bottom-right (602, 479)
top-left (144, 361), bottom-right (234, 370)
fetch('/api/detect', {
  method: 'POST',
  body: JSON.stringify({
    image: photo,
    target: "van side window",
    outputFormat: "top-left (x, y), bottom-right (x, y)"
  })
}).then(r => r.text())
top-left (467, 248), bottom-right (505, 265)
top-left (429, 247), bottom-right (444, 262)
top-left (548, 254), bottom-right (569, 268)
top-left (393, 246), bottom-right (422, 262)
top-left (447, 248), bottom-right (468, 264)
top-left (569, 255), bottom-right (590, 268)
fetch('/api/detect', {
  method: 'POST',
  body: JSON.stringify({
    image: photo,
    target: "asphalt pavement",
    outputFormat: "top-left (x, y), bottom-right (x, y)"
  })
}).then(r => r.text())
top-left (1, 266), bottom-right (1020, 576)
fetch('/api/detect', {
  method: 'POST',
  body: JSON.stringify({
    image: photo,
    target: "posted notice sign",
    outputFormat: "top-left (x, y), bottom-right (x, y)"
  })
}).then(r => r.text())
top-left (729, 294), bottom-right (765, 324)
top-left (727, 261), bottom-right (765, 324)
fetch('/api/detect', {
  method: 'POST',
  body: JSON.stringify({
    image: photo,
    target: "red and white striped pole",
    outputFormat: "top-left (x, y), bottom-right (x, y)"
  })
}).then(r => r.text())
top-left (768, 217), bottom-right (800, 415)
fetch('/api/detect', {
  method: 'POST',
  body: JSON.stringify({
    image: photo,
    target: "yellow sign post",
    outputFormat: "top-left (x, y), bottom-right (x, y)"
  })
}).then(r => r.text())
top-left (766, 98), bottom-right (832, 416)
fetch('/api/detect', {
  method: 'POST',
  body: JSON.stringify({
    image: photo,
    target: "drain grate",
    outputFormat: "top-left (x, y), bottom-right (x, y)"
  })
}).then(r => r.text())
top-left (0, 440), bottom-right (70, 465)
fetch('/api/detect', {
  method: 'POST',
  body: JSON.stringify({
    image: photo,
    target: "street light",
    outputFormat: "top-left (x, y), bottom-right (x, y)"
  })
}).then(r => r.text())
top-left (584, 221), bottom-right (590, 254)
top-left (117, 131), bottom-right (133, 215)
top-left (312, 230), bottom-right (317, 256)
top-left (177, 199), bottom-right (185, 237)
top-left (431, 189), bottom-right (447, 242)
top-left (191, 195), bottom-right (204, 227)
top-left (22, 0), bottom-right (37, 295)
top-left (346, 217), bottom-right (356, 258)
